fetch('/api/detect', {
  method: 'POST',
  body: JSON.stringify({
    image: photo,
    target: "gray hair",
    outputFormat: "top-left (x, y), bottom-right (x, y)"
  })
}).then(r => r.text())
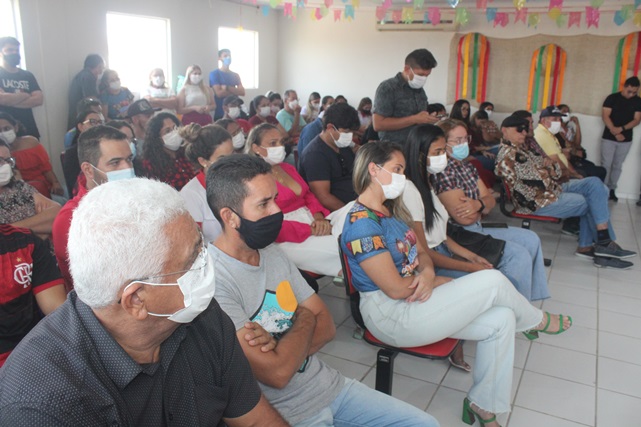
top-left (68, 178), bottom-right (188, 308)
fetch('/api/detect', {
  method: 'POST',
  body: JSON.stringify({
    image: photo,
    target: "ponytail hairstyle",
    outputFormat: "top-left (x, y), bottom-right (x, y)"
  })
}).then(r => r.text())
top-left (352, 141), bottom-right (413, 226)
top-left (404, 125), bottom-right (445, 232)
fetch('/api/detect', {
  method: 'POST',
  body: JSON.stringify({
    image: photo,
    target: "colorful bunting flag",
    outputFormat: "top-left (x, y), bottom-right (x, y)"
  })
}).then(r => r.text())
top-left (636, 0), bottom-right (641, 9)
top-left (402, 7), bottom-right (414, 23)
top-left (494, 12), bottom-right (508, 27)
top-left (586, 6), bottom-right (600, 28)
top-left (614, 10), bottom-right (626, 25)
top-left (283, 2), bottom-right (293, 17)
top-left (635, 12), bottom-right (641, 27)
top-left (528, 12), bottom-right (540, 27)
top-left (334, 8), bottom-right (341, 21)
top-left (261, 5), bottom-right (270, 15)
top-left (549, 0), bottom-right (563, 11)
top-left (589, 0), bottom-right (603, 7)
top-left (486, 7), bottom-right (497, 22)
top-left (568, 11), bottom-right (581, 27)
top-left (352, 0), bottom-right (359, 7)
top-left (383, 0), bottom-right (392, 8)
top-left (392, 9), bottom-right (402, 23)
top-left (414, 0), bottom-right (424, 9)
top-left (447, 0), bottom-right (460, 8)
top-left (476, 0), bottom-right (487, 11)
top-left (515, 7), bottom-right (528, 24)
top-left (556, 13), bottom-right (567, 27)
top-left (455, 7), bottom-right (470, 25)
top-left (345, 4), bottom-right (355, 19)
top-left (428, 7), bottom-right (441, 24)
top-left (325, 0), bottom-right (333, 8)
top-left (423, 11), bottom-right (431, 23)
top-left (514, 0), bottom-right (526, 10)
top-left (376, 6), bottom-right (386, 20)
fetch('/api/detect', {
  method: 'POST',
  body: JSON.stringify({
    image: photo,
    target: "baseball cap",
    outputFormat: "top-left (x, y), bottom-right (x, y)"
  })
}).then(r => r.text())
top-left (539, 106), bottom-right (563, 118)
top-left (126, 99), bottom-right (160, 118)
top-left (223, 95), bottom-right (244, 107)
top-left (501, 115), bottom-right (529, 129)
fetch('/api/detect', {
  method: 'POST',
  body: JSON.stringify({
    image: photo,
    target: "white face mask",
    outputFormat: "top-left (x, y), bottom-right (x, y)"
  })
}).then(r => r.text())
top-left (485, 109), bottom-right (493, 119)
top-left (127, 246), bottom-right (216, 324)
top-left (426, 153), bottom-right (448, 174)
top-left (162, 128), bottom-right (183, 151)
top-left (109, 81), bottom-right (121, 91)
top-left (0, 129), bottom-right (16, 145)
top-left (90, 164), bottom-right (135, 186)
top-left (190, 74), bottom-right (203, 85)
top-left (0, 163), bottom-right (13, 186)
top-left (259, 106), bottom-right (271, 117)
top-left (332, 128), bottom-right (353, 148)
top-left (376, 165), bottom-right (406, 200)
top-left (312, 102), bottom-right (321, 110)
top-left (408, 69), bottom-right (428, 89)
top-left (232, 132), bottom-right (245, 149)
top-left (561, 114), bottom-right (570, 123)
top-left (152, 76), bottom-right (165, 87)
top-left (548, 121), bottom-right (562, 135)
top-left (261, 145), bottom-right (286, 165)
top-left (228, 106), bottom-right (241, 119)
top-left (288, 100), bottom-right (299, 110)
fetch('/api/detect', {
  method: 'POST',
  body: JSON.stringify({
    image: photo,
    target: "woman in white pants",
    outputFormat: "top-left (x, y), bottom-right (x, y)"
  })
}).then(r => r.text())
top-left (340, 141), bottom-right (572, 427)
top-left (247, 123), bottom-right (341, 276)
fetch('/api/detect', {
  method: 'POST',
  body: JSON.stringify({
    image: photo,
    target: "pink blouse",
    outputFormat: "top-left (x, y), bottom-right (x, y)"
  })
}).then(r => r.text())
top-left (275, 162), bottom-right (329, 243)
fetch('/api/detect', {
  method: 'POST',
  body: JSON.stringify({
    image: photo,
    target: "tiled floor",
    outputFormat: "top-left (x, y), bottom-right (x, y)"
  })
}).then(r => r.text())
top-left (315, 199), bottom-right (641, 427)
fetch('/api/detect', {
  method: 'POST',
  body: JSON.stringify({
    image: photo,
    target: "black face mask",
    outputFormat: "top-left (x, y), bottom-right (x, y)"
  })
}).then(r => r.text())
top-left (231, 209), bottom-right (283, 250)
top-left (4, 53), bottom-right (20, 67)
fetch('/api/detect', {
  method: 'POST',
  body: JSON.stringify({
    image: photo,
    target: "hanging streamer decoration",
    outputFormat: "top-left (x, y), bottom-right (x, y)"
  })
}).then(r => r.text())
top-left (612, 32), bottom-right (641, 92)
top-left (527, 44), bottom-right (567, 113)
top-left (455, 33), bottom-right (490, 103)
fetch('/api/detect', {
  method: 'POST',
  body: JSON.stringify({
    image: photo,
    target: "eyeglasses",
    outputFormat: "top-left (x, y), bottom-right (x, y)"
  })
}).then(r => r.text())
top-left (0, 156), bottom-right (15, 167)
top-left (83, 119), bottom-right (106, 126)
top-left (516, 125), bottom-right (529, 133)
top-left (447, 135), bottom-right (471, 145)
top-left (130, 234), bottom-right (206, 283)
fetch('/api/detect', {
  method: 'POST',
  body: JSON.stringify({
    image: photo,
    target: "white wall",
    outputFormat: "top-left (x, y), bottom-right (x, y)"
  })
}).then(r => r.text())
top-left (278, 9), bottom-right (641, 199)
top-left (17, 0), bottom-right (279, 189)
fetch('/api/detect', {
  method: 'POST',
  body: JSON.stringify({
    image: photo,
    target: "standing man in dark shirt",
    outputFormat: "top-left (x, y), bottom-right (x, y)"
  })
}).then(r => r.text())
top-left (0, 178), bottom-right (286, 426)
top-left (67, 54), bottom-right (105, 129)
top-left (372, 49), bottom-right (439, 145)
top-left (0, 37), bottom-right (43, 139)
top-left (601, 76), bottom-right (641, 202)
top-left (300, 103), bottom-right (360, 211)
top-left (210, 49), bottom-right (245, 121)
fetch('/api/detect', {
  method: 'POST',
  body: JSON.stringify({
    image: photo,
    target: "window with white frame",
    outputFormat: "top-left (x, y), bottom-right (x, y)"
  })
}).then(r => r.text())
top-left (218, 27), bottom-right (259, 90)
top-left (0, 0), bottom-right (24, 65)
top-left (106, 12), bottom-right (171, 97)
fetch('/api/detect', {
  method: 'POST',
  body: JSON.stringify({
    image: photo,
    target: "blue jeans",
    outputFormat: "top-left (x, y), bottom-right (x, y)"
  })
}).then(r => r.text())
top-left (294, 378), bottom-right (439, 426)
top-left (462, 223), bottom-right (550, 301)
top-left (534, 177), bottom-right (616, 248)
top-left (433, 243), bottom-right (469, 279)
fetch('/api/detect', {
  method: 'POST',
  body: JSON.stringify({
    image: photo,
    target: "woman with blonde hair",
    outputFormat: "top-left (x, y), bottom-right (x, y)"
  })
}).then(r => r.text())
top-left (341, 140), bottom-right (572, 427)
top-left (180, 123), bottom-right (234, 243)
top-left (177, 65), bottom-right (216, 126)
top-left (143, 68), bottom-right (177, 113)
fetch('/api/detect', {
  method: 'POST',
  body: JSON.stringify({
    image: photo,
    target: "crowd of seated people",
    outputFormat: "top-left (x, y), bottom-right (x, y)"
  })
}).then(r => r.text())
top-left (2, 41), bottom-right (639, 427)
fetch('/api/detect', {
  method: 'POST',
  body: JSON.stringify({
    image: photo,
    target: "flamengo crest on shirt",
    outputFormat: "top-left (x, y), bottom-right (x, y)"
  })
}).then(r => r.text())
top-left (13, 262), bottom-right (32, 288)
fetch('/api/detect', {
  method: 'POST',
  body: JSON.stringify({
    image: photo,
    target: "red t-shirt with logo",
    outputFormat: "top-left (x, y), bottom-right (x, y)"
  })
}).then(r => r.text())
top-left (0, 224), bottom-right (64, 366)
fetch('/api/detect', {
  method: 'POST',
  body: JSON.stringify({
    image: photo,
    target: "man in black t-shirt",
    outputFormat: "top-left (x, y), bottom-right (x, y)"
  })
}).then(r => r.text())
top-left (601, 76), bottom-right (641, 201)
top-left (67, 54), bottom-right (104, 130)
top-left (0, 37), bottom-right (43, 138)
top-left (299, 103), bottom-right (360, 211)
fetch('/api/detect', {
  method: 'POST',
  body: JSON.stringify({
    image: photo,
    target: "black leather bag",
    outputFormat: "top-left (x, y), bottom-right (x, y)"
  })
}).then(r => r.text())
top-left (446, 223), bottom-right (506, 267)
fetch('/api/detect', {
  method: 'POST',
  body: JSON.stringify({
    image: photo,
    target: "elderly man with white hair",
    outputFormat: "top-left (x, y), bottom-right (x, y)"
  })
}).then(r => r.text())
top-left (0, 178), bottom-right (287, 426)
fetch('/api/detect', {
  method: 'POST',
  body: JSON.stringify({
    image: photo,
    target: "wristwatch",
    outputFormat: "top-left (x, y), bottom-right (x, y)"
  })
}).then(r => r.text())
top-left (477, 199), bottom-right (486, 213)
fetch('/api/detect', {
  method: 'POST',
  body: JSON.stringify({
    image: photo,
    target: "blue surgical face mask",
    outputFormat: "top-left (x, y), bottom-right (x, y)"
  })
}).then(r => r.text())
top-left (222, 57), bottom-right (232, 67)
top-left (449, 142), bottom-right (469, 161)
top-left (91, 164), bottom-right (135, 185)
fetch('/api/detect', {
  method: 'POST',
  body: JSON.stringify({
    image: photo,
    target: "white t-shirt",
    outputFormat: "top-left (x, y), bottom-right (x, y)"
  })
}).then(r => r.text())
top-left (183, 84), bottom-right (208, 108)
top-left (180, 176), bottom-right (222, 243)
top-left (402, 180), bottom-right (449, 248)
top-left (144, 86), bottom-right (176, 114)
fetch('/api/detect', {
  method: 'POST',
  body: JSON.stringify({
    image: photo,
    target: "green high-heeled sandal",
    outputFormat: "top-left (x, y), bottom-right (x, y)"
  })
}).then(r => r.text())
top-left (462, 398), bottom-right (501, 426)
top-left (522, 312), bottom-right (573, 341)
